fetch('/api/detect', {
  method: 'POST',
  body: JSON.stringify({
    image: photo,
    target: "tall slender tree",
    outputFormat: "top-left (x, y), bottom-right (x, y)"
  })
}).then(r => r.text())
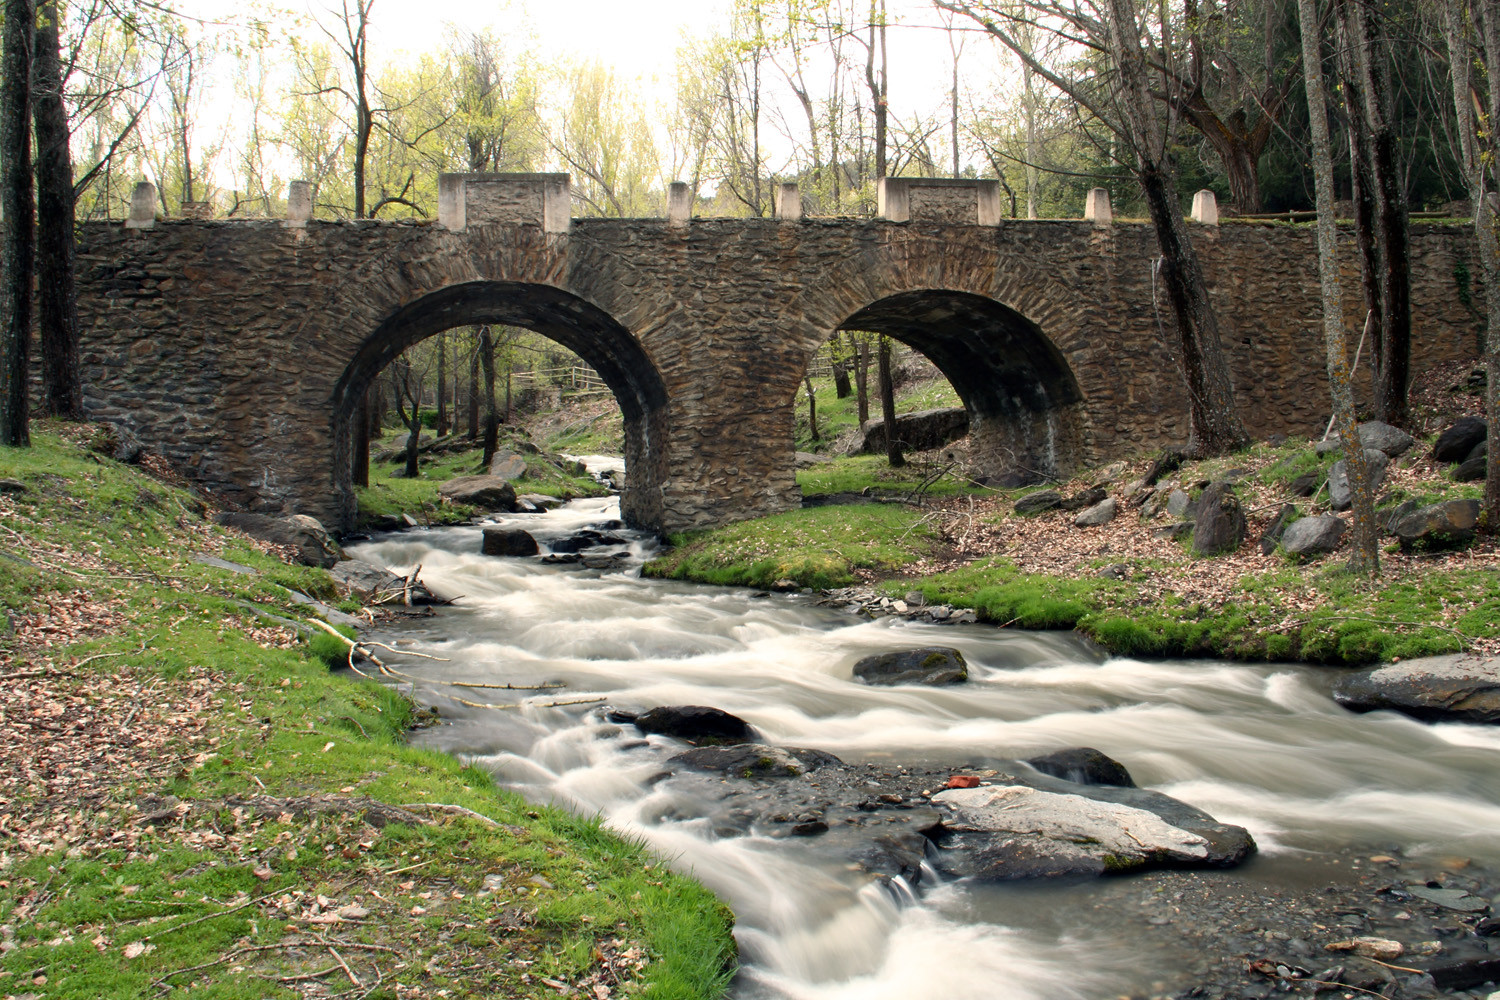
top-left (1334, 0), bottom-right (1411, 427)
top-left (1298, 0), bottom-right (1379, 574)
top-left (1, 0), bottom-right (35, 447)
top-left (32, 0), bottom-right (81, 418)
top-left (1441, 0), bottom-right (1500, 529)
top-left (941, 0), bottom-right (1251, 455)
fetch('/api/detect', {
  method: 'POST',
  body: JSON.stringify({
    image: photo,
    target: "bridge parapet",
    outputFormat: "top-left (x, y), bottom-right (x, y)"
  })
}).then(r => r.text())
top-left (877, 176), bottom-right (1003, 226)
top-left (437, 172), bottom-right (571, 233)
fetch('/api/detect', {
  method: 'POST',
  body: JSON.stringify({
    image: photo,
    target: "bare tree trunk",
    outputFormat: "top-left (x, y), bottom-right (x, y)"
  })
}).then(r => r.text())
top-left (393, 358), bottom-right (421, 479)
top-left (436, 331), bottom-right (448, 436)
top-left (478, 326), bottom-right (499, 467)
top-left (1298, 0), bottom-right (1379, 575)
top-left (467, 335), bottom-right (479, 439)
top-left (352, 395), bottom-right (369, 487)
top-left (1, 0), bottom-right (34, 447)
top-left (32, 0), bottom-right (80, 419)
top-left (1479, 0), bottom-right (1500, 528)
top-left (853, 333), bottom-right (870, 425)
top-left (878, 335), bottom-right (903, 467)
top-left (804, 373), bottom-right (819, 442)
top-left (1138, 166), bottom-right (1251, 455)
top-left (1102, 0), bottom-right (1249, 457)
top-left (831, 357), bottom-right (852, 398)
top-left (1334, 0), bottom-right (1411, 427)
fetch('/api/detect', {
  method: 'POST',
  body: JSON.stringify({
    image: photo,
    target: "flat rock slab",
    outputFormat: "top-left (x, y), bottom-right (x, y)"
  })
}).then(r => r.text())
top-left (1281, 514), bottom-right (1346, 556)
top-left (191, 553), bottom-right (257, 575)
top-left (931, 784), bottom-right (1231, 878)
top-left (1333, 654), bottom-right (1500, 723)
top-left (214, 512), bottom-right (341, 568)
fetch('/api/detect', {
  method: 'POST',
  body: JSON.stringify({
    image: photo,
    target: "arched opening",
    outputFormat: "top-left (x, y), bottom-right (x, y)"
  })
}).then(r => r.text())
top-left (330, 280), bottom-right (668, 532)
top-left (815, 289), bottom-right (1087, 486)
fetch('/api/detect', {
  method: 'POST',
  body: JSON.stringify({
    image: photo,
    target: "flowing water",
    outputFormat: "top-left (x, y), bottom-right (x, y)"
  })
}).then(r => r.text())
top-left (347, 485), bottom-right (1500, 999)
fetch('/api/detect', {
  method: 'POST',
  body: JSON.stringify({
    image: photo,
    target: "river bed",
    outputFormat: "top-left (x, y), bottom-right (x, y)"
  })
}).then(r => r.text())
top-left (346, 493), bottom-right (1500, 999)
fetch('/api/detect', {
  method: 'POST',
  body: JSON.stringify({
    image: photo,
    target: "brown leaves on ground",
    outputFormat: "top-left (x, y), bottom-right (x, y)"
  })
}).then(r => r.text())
top-left (885, 430), bottom-right (1500, 656)
top-left (0, 658), bottom-right (220, 857)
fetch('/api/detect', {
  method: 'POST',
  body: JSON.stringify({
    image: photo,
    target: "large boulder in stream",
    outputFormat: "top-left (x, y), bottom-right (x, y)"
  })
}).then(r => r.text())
top-left (852, 646), bottom-right (968, 686)
top-left (929, 783), bottom-right (1254, 879)
top-left (646, 743), bottom-right (1255, 885)
top-left (1333, 654), bottom-right (1500, 723)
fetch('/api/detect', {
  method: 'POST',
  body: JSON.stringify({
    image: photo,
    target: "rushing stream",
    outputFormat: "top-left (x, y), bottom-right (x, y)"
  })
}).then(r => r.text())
top-left (346, 482), bottom-right (1500, 999)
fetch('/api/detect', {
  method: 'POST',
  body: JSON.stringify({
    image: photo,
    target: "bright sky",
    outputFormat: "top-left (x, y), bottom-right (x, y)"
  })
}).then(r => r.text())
top-left (175, 0), bottom-right (1018, 189)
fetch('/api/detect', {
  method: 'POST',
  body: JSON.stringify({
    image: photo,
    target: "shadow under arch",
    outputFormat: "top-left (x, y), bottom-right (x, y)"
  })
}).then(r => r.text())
top-left (835, 289), bottom-right (1088, 480)
top-left (330, 280), bottom-right (669, 532)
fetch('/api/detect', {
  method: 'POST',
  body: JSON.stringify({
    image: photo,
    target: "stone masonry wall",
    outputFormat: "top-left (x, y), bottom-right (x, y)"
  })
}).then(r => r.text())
top-left (73, 216), bottom-right (1482, 535)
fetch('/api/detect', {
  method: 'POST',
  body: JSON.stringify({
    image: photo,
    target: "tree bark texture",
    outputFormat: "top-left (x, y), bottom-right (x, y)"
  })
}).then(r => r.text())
top-left (467, 340), bottom-right (479, 438)
top-left (479, 326), bottom-right (499, 467)
top-left (436, 331), bottom-right (447, 436)
top-left (1, 0), bottom-right (34, 446)
top-left (1138, 166), bottom-right (1251, 455)
top-left (32, 0), bottom-right (80, 419)
top-left (878, 335), bottom-right (903, 467)
top-left (1103, 0), bottom-right (1249, 456)
top-left (1298, 0), bottom-right (1380, 574)
top-left (852, 333), bottom-right (870, 425)
top-left (831, 358), bottom-right (851, 399)
top-left (1334, 0), bottom-right (1411, 427)
top-left (804, 373), bottom-right (819, 441)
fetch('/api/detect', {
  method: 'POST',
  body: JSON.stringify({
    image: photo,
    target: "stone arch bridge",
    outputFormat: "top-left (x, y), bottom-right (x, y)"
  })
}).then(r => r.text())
top-left (75, 173), bottom-right (1481, 535)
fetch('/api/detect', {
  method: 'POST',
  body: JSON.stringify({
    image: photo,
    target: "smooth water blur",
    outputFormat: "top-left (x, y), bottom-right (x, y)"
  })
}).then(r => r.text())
top-left (347, 495), bottom-right (1500, 998)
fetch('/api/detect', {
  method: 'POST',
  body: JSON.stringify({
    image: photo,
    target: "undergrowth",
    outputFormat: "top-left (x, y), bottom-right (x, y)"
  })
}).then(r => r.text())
top-left (0, 423), bottom-right (736, 999)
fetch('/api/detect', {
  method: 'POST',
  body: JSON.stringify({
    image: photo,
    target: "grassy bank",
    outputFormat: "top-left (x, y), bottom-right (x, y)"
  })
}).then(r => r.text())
top-left (357, 426), bottom-right (607, 528)
top-left (0, 425), bottom-right (734, 999)
top-left (646, 440), bottom-right (1500, 666)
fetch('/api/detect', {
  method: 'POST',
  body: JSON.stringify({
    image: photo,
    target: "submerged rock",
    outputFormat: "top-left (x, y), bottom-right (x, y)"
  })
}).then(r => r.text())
top-left (1333, 654), bottom-right (1500, 723)
top-left (667, 743), bottom-right (840, 777)
top-left (481, 527), bottom-right (539, 557)
top-left (1024, 747), bottom-right (1135, 787)
top-left (632, 705), bottom-right (758, 743)
top-left (852, 646), bottom-right (968, 686)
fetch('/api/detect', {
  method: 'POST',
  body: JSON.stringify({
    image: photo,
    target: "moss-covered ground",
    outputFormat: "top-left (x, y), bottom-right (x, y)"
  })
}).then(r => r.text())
top-left (357, 426), bottom-right (607, 528)
top-left (646, 434), bottom-right (1500, 667)
top-left (0, 424), bottom-right (734, 999)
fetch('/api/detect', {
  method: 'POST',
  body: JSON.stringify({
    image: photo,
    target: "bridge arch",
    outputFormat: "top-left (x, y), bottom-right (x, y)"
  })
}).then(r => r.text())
top-left (801, 287), bottom-right (1089, 483)
top-left (330, 280), bottom-right (669, 531)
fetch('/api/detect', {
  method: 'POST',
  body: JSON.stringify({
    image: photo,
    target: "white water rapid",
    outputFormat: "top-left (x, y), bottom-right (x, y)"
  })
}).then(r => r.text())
top-left (347, 493), bottom-right (1500, 1000)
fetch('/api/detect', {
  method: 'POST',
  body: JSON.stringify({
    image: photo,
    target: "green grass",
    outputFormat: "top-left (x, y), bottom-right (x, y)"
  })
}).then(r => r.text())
top-left (793, 373), bottom-right (962, 453)
top-left (358, 429), bottom-right (605, 527)
top-left (0, 423), bottom-right (736, 999)
top-left (796, 454), bottom-right (990, 499)
top-left (644, 503), bottom-right (940, 589)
